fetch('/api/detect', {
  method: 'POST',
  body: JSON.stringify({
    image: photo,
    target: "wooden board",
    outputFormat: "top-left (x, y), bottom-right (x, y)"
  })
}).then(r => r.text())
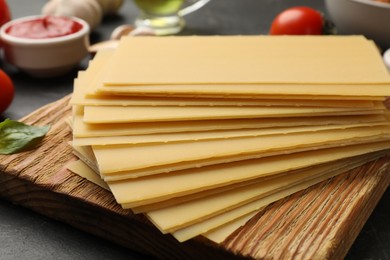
top-left (0, 95), bottom-right (389, 259)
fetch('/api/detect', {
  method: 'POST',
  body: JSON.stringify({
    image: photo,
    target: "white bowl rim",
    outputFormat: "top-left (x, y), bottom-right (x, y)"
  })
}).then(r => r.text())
top-left (350, 0), bottom-right (390, 9)
top-left (384, 49), bottom-right (390, 70)
top-left (0, 15), bottom-right (90, 45)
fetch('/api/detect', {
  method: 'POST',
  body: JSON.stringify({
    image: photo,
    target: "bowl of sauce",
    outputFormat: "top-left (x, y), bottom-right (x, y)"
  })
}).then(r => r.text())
top-left (0, 15), bottom-right (89, 77)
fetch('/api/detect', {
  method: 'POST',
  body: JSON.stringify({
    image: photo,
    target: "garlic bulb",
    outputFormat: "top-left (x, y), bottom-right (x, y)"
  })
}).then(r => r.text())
top-left (96, 0), bottom-right (124, 15)
top-left (42, 0), bottom-right (103, 30)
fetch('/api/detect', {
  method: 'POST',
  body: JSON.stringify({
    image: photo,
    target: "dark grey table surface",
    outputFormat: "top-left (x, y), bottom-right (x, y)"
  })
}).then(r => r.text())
top-left (0, 0), bottom-right (389, 259)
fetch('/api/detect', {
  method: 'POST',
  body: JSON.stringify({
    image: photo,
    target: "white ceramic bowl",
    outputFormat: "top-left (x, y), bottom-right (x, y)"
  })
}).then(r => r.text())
top-left (384, 48), bottom-right (390, 71)
top-left (325, 0), bottom-right (390, 50)
top-left (0, 15), bottom-right (90, 77)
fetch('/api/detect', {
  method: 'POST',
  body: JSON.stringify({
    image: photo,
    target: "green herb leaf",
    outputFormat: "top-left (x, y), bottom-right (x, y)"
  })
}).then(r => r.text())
top-left (0, 119), bottom-right (50, 155)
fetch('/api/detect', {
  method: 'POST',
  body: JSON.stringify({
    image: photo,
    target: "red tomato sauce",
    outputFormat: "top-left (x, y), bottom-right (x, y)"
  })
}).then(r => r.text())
top-left (5, 16), bottom-right (83, 39)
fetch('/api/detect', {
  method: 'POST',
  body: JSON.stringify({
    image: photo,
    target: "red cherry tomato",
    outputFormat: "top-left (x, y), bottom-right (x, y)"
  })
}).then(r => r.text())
top-left (0, 69), bottom-right (14, 114)
top-left (270, 6), bottom-right (323, 35)
top-left (0, 0), bottom-right (11, 27)
top-left (0, 0), bottom-right (11, 48)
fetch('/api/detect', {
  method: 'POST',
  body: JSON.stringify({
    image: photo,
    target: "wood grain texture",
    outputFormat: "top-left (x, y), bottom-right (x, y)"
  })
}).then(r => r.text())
top-left (0, 95), bottom-right (389, 259)
top-left (223, 158), bottom-right (390, 259)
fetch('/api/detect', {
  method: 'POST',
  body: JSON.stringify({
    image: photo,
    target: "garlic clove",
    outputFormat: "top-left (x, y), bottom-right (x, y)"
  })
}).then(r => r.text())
top-left (90, 25), bottom-right (155, 54)
top-left (110, 24), bottom-right (135, 40)
top-left (89, 39), bottom-right (119, 53)
top-left (110, 25), bottom-right (155, 40)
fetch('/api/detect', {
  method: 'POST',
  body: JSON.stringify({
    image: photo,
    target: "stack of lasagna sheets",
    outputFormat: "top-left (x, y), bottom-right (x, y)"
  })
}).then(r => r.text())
top-left (67, 35), bottom-right (390, 243)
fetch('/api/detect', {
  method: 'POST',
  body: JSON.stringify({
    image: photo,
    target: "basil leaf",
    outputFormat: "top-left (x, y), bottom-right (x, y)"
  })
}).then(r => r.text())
top-left (0, 119), bottom-right (50, 154)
